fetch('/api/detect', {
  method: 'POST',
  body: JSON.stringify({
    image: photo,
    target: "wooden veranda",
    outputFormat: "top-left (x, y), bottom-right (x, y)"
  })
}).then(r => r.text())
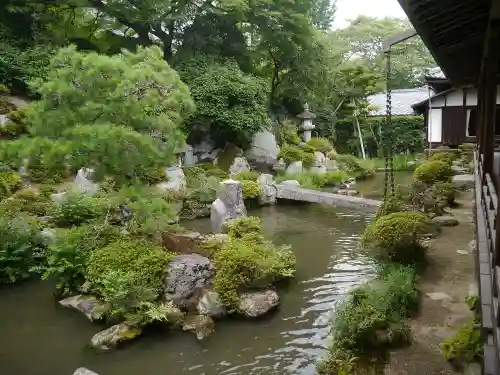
top-left (398, 0), bottom-right (500, 373)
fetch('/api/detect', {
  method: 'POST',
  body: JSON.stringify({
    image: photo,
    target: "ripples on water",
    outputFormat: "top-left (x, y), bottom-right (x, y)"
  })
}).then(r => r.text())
top-left (0, 205), bottom-right (375, 375)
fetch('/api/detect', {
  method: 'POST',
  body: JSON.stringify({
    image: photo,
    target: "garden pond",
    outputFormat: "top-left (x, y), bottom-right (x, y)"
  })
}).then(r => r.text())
top-left (0, 203), bottom-right (376, 375)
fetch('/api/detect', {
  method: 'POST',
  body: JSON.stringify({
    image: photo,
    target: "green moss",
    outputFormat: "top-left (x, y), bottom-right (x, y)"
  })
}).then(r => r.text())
top-left (240, 180), bottom-right (260, 200)
top-left (213, 234), bottom-right (296, 307)
top-left (0, 171), bottom-right (21, 200)
top-left (414, 160), bottom-right (453, 184)
top-left (232, 170), bottom-right (259, 181)
top-left (360, 211), bottom-right (433, 264)
top-left (0, 187), bottom-right (51, 216)
top-left (222, 216), bottom-right (263, 239)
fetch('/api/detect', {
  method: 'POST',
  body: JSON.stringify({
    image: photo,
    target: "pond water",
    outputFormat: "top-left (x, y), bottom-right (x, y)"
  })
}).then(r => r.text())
top-left (355, 171), bottom-right (414, 199)
top-left (0, 204), bottom-right (374, 375)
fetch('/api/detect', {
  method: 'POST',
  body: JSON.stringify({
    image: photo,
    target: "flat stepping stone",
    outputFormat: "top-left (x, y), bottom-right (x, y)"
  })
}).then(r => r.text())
top-left (432, 216), bottom-right (459, 227)
top-left (426, 292), bottom-right (452, 301)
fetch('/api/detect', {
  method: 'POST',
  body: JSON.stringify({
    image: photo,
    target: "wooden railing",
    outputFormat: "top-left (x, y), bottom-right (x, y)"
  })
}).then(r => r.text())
top-left (475, 151), bottom-right (500, 375)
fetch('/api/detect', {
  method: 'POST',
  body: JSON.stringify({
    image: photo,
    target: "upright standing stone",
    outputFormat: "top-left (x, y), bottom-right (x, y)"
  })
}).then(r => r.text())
top-left (258, 173), bottom-right (277, 205)
top-left (210, 180), bottom-right (247, 233)
top-left (246, 129), bottom-right (280, 167)
top-left (228, 156), bottom-right (251, 176)
top-left (74, 168), bottom-right (99, 195)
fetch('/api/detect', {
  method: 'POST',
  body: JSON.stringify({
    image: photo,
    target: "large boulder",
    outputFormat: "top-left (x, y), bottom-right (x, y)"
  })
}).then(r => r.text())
top-left (90, 323), bottom-right (142, 350)
top-left (161, 232), bottom-right (203, 254)
top-left (40, 228), bottom-right (56, 246)
top-left (228, 156), bottom-right (251, 176)
top-left (210, 180), bottom-right (247, 233)
top-left (157, 166), bottom-right (186, 193)
top-left (197, 290), bottom-right (226, 318)
top-left (164, 254), bottom-right (214, 310)
top-left (432, 215), bottom-right (459, 227)
top-left (245, 129), bottom-right (280, 166)
top-left (182, 314), bottom-right (215, 340)
top-left (452, 174), bottom-right (474, 189)
top-left (238, 290), bottom-right (279, 318)
top-left (257, 173), bottom-right (277, 205)
top-left (74, 168), bottom-right (99, 195)
top-left (59, 295), bottom-right (109, 322)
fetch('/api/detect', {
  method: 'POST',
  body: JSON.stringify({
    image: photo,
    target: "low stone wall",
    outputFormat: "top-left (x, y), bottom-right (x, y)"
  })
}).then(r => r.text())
top-left (275, 185), bottom-right (381, 213)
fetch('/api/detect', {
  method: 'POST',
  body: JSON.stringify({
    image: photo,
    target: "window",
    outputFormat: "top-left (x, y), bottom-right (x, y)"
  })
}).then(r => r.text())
top-left (466, 106), bottom-right (500, 137)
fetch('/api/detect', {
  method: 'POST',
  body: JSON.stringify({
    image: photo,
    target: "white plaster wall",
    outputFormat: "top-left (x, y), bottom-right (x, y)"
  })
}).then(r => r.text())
top-left (446, 90), bottom-right (463, 106)
top-left (428, 108), bottom-right (442, 143)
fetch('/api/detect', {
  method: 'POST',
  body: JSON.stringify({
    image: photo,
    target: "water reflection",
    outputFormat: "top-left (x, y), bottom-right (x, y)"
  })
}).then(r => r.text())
top-left (0, 204), bottom-right (374, 375)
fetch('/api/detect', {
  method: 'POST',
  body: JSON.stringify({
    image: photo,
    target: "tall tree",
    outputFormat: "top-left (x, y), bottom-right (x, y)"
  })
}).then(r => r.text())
top-left (330, 16), bottom-right (437, 89)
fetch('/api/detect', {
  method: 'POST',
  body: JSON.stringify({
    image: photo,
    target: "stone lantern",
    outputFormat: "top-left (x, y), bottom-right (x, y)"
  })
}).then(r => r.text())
top-left (297, 103), bottom-right (316, 142)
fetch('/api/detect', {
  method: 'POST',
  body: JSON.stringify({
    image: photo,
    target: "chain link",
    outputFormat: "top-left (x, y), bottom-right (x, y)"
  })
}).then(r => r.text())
top-left (384, 50), bottom-right (395, 201)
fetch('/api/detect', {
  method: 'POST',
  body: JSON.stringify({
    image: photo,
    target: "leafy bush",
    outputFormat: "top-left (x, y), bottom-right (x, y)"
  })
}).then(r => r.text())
top-left (49, 192), bottom-right (109, 228)
top-left (308, 137), bottom-right (334, 154)
top-left (40, 223), bottom-right (121, 295)
top-left (281, 122), bottom-right (302, 145)
top-left (324, 171), bottom-right (350, 186)
top-left (428, 151), bottom-right (456, 165)
top-left (275, 171), bottom-right (324, 190)
top-left (326, 264), bottom-right (417, 355)
top-left (375, 196), bottom-right (406, 218)
top-left (360, 212), bottom-right (433, 264)
top-left (241, 180), bottom-right (260, 201)
top-left (23, 138), bottom-right (71, 183)
top-left (433, 181), bottom-right (456, 207)
top-left (0, 170), bottom-right (21, 200)
top-left (87, 238), bottom-right (173, 317)
top-left (328, 153), bottom-right (374, 179)
top-left (222, 216), bottom-right (263, 239)
top-left (213, 235), bottom-right (296, 307)
top-left (458, 143), bottom-right (475, 163)
top-left (0, 214), bottom-right (44, 284)
top-left (413, 160), bottom-right (453, 184)
top-left (278, 144), bottom-right (305, 165)
top-left (442, 322), bottom-right (483, 367)
top-left (0, 188), bottom-right (51, 216)
top-left (232, 170), bottom-right (259, 181)
top-left (197, 163), bottom-right (228, 180)
top-left (302, 152), bottom-right (315, 168)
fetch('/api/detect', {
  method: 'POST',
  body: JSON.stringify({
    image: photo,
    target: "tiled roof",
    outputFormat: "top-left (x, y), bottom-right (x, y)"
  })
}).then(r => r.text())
top-left (367, 88), bottom-right (431, 116)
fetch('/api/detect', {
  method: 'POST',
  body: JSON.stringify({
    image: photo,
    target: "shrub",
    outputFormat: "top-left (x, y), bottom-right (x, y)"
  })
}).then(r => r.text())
top-left (360, 212), bottom-right (433, 264)
top-left (328, 153), bottom-right (374, 179)
top-left (433, 181), bottom-right (456, 207)
top-left (302, 152), bottom-right (315, 168)
top-left (327, 264), bottom-right (417, 354)
top-left (0, 170), bottom-right (21, 200)
top-left (324, 171), bottom-right (350, 187)
top-left (213, 235), bottom-right (296, 307)
top-left (278, 144), bottom-right (304, 165)
top-left (375, 196), bottom-right (406, 218)
top-left (23, 138), bottom-right (71, 183)
top-left (87, 238), bottom-right (173, 317)
top-left (0, 214), bottom-right (44, 284)
top-left (442, 322), bottom-right (483, 367)
top-left (308, 137), bottom-right (334, 154)
top-left (0, 188), bottom-right (51, 216)
top-left (49, 192), bottom-right (109, 228)
top-left (275, 171), bottom-right (325, 190)
top-left (458, 143), bottom-right (475, 163)
top-left (232, 170), bottom-right (259, 181)
top-left (40, 223), bottom-right (121, 295)
top-left (428, 151), bottom-right (456, 165)
top-left (281, 122), bottom-right (302, 145)
top-left (240, 180), bottom-right (260, 201)
top-left (413, 160), bottom-right (453, 184)
top-left (222, 216), bottom-right (263, 239)
top-left (197, 163), bottom-right (228, 180)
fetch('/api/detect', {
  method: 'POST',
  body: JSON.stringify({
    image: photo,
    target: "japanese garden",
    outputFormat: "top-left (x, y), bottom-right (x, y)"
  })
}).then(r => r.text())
top-left (0, 1), bottom-right (482, 375)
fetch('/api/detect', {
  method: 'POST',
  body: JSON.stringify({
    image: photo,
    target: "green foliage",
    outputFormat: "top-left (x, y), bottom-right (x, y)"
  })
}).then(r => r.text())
top-left (0, 213), bottom-right (44, 284)
top-left (241, 180), bottom-right (260, 201)
top-left (307, 137), bottom-right (334, 154)
top-left (48, 192), bottom-right (108, 228)
top-left (275, 171), bottom-right (349, 190)
top-left (281, 122), bottom-right (302, 146)
top-left (222, 216), bottom-right (263, 239)
top-left (278, 144), bottom-right (305, 165)
top-left (442, 322), bottom-right (483, 367)
top-left (22, 138), bottom-right (71, 183)
top-left (325, 264), bottom-right (417, 356)
top-left (212, 235), bottom-right (296, 307)
top-left (177, 55), bottom-right (268, 147)
top-left (40, 223), bottom-right (121, 295)
top-left (413, 160), bottom-right (453, 185)
top-left (428, 151), bottom-right (457, 166)
top-left (197, 163), bottom-right (228, 180)
top-left (87, 238), bottom-right (173, 317)
top-left (0, 188), bottom-right (51, 216)
top-left (434, 182), bottom-right (456, 207)
top-left (0, 170), bottom-right (21, 200)
top-left (458, 143), bottom-right (475, 163)
top-left (360, 212), bottom-right (433, 264)
top-left (328, 153), bottom-right (374, 178)
top-left (375, 196), bottom-right (406, 218)
top-left (232, 170), bottom-right (259, 181)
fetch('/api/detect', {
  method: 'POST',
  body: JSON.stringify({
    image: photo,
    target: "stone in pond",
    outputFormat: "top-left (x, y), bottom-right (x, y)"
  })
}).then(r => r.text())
top-left (237, 290), bottom-right (279, 318)
top-left (164, 254), bottom-right (214, 310)
top-left (257, 173), bottom-right (277, 206)
top-left (59, 295), bottom-right (109, 322)
top-left (210, 180), bottom-right (247, 233)
top-left (90, 323), bottom-right (141, 350)
top-left (432, 215), bottom-right (459, 227)
top-left (182, 314), bottom-right (215, 340)
top-left (73, 368), bottom-right (99, 375)
top-left (197, 290), bottom-right (226, 318)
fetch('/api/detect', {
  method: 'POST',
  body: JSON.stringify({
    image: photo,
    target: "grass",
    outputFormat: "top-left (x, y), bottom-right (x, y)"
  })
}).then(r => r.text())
top-left (275, 171), bottom-right (349, 190)
top-left (371, 154), bottom-right (422, 171)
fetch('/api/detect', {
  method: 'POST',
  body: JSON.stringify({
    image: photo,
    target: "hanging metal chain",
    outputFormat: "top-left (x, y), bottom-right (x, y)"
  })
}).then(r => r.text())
top-left (383, 50), bottom-right (393, 201)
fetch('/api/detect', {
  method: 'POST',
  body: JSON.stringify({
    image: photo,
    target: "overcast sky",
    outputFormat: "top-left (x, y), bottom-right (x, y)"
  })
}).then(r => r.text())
top-left (333, 0), bottom-right (407, 29)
